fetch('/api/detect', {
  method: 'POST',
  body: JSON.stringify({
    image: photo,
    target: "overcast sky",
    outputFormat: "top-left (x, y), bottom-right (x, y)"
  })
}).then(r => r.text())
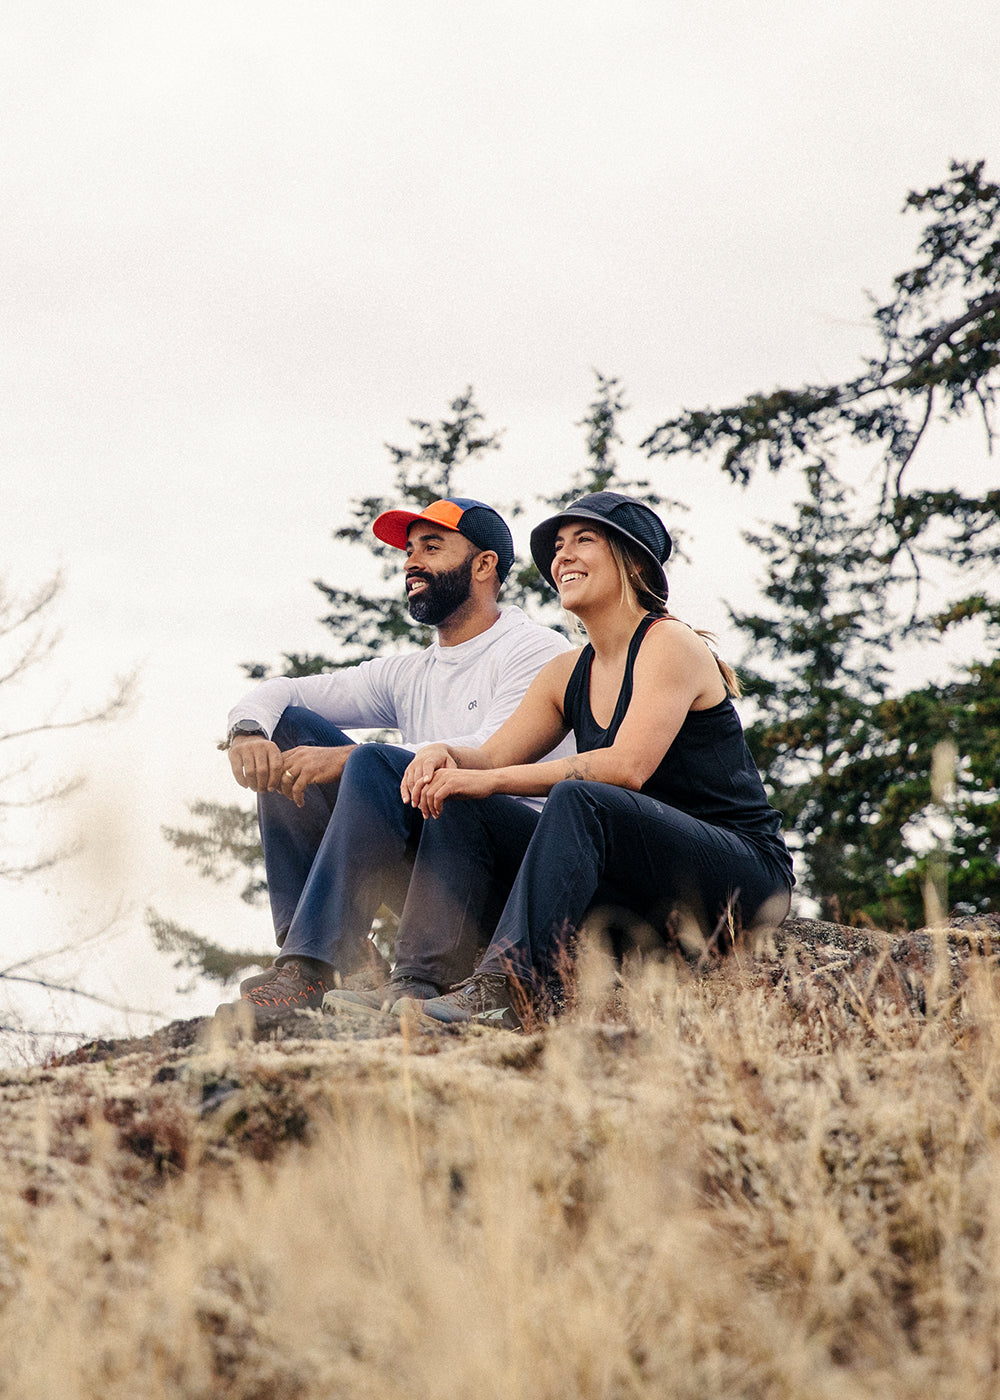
top-left (2, 1), bottom-right (996, 1043)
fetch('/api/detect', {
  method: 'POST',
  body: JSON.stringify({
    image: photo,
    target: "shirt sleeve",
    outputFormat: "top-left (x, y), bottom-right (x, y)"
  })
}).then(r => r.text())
top-left (226, 658), bottom-right (400, 740)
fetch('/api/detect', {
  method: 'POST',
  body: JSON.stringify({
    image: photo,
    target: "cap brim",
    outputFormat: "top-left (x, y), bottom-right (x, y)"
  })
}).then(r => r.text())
top-left (372, 508), bottom-right (459, 550)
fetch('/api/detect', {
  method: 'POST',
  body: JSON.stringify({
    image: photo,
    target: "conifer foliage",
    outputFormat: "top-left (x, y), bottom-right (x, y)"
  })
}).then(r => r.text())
top-left (645, 160), bottom-right (1000, 923)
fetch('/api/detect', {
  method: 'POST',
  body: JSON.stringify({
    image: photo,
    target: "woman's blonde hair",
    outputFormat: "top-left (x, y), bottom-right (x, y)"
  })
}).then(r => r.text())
top-left (605, 532), bottom-right (742, 698)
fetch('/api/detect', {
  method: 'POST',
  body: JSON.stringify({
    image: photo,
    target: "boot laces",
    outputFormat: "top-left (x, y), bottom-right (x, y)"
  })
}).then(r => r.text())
top-left (246, 960), bottom-right (325, 1008)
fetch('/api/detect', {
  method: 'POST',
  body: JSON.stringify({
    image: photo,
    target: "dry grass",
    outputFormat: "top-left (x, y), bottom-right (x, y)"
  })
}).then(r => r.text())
top-left (3, 932), bottom-right (1000, 1398)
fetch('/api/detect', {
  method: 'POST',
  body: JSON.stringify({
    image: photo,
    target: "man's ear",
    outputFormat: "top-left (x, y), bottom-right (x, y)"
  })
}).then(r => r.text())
top-left (474, 549), bottom-right (499, 581)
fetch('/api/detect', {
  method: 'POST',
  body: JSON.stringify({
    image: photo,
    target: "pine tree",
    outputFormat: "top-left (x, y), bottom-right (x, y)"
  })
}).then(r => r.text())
top-left (647, 161), bottom-right (1000, 923)
top-left (643, 161), bottom-right (1000, 631)
top-left (867, 651), bottom-right (1000, 926)
top-left (506, 371), bottom-right (683, 614)
top-left (731, 462), bottom-right (895, 920)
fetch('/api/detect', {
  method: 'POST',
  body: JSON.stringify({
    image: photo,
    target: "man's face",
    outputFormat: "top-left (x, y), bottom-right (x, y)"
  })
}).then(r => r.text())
top-left (404, 524), bottom-right (478, 626)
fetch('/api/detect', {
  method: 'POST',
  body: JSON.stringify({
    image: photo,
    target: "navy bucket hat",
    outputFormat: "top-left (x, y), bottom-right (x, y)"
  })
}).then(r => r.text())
top-left (529, 491), bottom-right (672, 592)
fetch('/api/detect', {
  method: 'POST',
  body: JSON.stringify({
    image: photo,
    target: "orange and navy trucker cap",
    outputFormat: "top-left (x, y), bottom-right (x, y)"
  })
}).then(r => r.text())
top-left (372, 498), bottom-right (515, 583)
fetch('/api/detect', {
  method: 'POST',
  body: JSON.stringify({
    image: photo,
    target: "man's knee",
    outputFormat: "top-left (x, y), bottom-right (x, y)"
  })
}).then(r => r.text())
top-left (335, 745), bottom-right (423, 856)
top-left (342, 742), bottom-right (409, 782)
top-left (272, 706), bottom-right (354, 750)
top-left (271, 706), bottom-right (321, 749)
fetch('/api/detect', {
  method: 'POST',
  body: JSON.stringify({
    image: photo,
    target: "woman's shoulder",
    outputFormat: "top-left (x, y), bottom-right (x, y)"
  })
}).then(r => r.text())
top-left (640, 614), bottom-right (708, 655)
top-left (636, 615), bottom-right (729, 700)
top-left (552, 643), bottom-right (587, 672)
top-left (539, 644), bottom-right (587, 684)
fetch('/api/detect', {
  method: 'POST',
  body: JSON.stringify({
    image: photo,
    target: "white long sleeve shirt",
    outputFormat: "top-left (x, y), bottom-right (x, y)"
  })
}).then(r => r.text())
top-left (227, 607), bottom-right (575, 807)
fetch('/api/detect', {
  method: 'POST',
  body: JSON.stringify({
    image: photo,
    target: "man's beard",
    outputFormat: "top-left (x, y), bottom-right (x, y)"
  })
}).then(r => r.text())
top-left (406, 554), bottom-right (475, 626)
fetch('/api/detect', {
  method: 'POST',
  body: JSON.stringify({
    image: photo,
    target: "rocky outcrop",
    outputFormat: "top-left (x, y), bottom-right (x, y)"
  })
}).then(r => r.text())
top-left (50, 913), bottom-right (999, 1066)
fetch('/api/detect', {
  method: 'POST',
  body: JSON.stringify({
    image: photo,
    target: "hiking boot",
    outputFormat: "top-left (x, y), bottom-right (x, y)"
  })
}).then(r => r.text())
top-left (238, 966), bottom-right (275, 996)
top-left (322, 978), bottom-right (439, 1018)
top-left (220, 958), bottom-right (330, 1025)
top-left (405, 973), bottom-right (520, 1030)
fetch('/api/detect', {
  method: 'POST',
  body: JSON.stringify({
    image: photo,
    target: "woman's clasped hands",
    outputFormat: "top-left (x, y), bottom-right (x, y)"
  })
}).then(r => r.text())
top-left (400, 744), bottom-right (497, 818)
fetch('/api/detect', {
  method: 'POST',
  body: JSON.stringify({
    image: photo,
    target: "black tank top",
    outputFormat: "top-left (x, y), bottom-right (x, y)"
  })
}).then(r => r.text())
top-left (563, 614), bottom-right (793, 882)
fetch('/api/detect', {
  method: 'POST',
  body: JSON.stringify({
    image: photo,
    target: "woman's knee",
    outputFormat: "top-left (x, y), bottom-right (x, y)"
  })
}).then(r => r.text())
top-left (545, 778), bottom-right (596, 813)
top-left (527, 781), bottom-right (608, 864)
top-left (541, 779), bottom-right (614, 832)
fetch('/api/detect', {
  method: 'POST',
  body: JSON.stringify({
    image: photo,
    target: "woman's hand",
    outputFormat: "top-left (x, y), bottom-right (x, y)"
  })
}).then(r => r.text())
top-left (400, 744), bottom-right (456, 809)
top-left (419, 766), bottom-right (498, 818)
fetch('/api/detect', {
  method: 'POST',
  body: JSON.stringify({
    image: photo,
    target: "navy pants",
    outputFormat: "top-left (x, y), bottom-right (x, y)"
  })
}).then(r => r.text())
top-left (392, 779), bottom-right (792, 991)
top-left (259, 707), bottom-right (501, 987)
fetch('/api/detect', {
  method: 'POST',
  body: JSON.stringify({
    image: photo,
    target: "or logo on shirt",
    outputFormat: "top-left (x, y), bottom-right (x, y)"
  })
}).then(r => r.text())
top-left (468, 700), bottom-right (477, 710)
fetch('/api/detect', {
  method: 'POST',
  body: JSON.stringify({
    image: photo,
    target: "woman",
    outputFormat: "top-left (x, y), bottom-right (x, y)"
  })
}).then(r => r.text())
top-left (392, 491), bottom-right (794, 1028)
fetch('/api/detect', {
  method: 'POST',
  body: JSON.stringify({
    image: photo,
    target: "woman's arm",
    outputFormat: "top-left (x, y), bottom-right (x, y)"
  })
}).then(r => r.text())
top-left (414, 622), bottom-right (725, 817)
top-left (399, 650), bottom-right (577, 808)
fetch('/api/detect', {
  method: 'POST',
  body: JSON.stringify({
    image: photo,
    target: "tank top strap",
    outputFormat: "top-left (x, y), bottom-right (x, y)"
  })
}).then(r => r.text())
top-left (563, 641), bottom-right (594, 728)
top-left (563, 613), bottom-right (664, 747)
top-left (613, 613), bottom-right (662, 730)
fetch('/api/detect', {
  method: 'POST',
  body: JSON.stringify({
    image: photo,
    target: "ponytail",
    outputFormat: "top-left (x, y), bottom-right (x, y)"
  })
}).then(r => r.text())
top-left (694, 633), bottom-right (741, 698)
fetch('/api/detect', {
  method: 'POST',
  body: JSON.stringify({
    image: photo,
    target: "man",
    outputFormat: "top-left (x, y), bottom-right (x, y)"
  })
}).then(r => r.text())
top-left (220, 497), bottom-right (572, 1025)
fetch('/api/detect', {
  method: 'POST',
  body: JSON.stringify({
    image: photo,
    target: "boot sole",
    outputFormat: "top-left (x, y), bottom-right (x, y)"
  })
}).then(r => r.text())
top-left (392, 996), bottom-right (521, 1031)
top-left (322, 993), bottom-right (398, 1020)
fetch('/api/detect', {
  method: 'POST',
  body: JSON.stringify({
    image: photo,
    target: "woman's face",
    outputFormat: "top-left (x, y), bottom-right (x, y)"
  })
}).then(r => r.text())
top-left (551, 521), bottom-right (618, 611)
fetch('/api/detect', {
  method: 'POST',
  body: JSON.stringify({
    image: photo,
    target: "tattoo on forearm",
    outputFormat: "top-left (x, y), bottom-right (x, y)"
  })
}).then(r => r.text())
top-left (565, 756), bottom-right (594, 781)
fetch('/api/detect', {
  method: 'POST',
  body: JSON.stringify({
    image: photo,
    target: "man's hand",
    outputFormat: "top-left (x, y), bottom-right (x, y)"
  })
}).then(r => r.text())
top-left (229, 738), bottom-right (356, 805)
top-left (277, 744), bottom-right (356, 807)
top-left (400, 744), bottom-right (456, 810)
top-left (229, 735), bottom-right (284, 792)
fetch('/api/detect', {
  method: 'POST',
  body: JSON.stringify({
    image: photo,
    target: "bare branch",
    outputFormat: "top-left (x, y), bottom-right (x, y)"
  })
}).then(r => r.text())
top-left (0, 1023), bottom-right (90, 1040)
top-left (0, 626), bottom-right (61, 689)
top-left (0, 909), bottom-right (125, 979)
top-left (0, 851), bottom-right (67, 881)
top-left (0, 572), bottom-right (62, 641)
top-left (0, 571), bottom-right (141, 1038)
top-left (0, 671), bottom-right (135, 746)
top-left (0, 758), bottom-right (35, 790)
top-left (0, 775), bottom-right (84, 809)
top-left (0, 972), bottom-right (155, 1017)
top-left (974, 383), bottom-right (997, 453)
top-left (901, 539), bottom-right (924, 631)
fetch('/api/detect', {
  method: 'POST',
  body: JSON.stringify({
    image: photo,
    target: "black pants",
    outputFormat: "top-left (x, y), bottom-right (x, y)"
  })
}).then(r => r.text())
top-left (395, 779), bottom-right (792, 990)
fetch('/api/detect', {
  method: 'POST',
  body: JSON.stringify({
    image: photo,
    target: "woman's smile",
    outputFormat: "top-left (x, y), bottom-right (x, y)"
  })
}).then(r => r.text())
top-left (557, 569), bottom-right (587, 589)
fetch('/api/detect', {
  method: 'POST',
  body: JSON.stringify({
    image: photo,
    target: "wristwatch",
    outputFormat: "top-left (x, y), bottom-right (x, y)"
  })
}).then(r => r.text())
top-left (226, 719), bottom-right (267, 748)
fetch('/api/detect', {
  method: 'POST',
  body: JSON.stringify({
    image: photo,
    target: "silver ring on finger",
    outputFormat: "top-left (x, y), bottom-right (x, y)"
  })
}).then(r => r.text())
top-left (284, 770), bottom-right (294, 781)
